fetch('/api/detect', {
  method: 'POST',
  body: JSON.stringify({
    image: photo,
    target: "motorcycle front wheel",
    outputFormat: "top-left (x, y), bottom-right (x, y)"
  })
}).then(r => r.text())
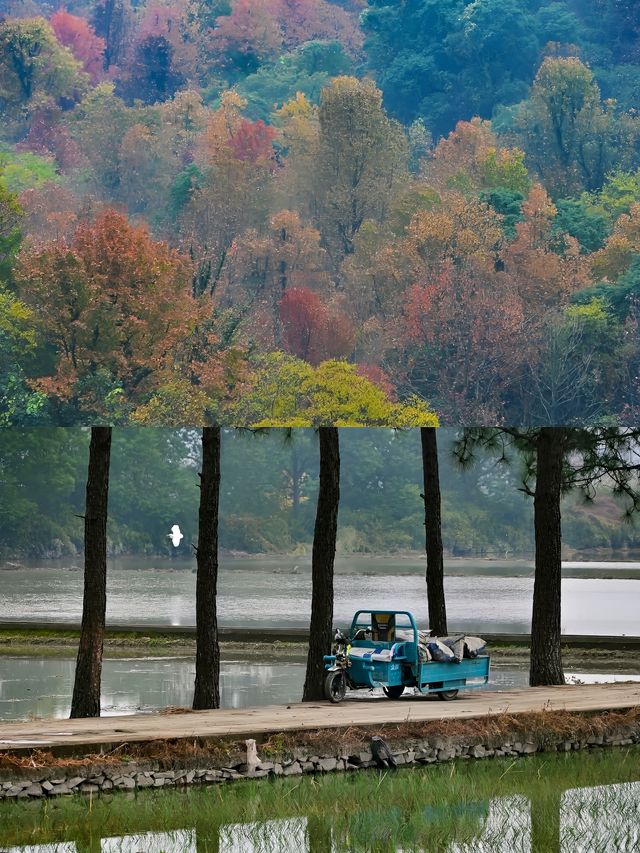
top-left (324, 670), bottom-right (347, 703)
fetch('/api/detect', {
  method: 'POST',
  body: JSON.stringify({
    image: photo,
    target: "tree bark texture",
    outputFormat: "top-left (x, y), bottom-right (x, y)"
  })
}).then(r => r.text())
top-left (530, 427), bottom-right (566, 686)
top-left (193, 426), bottom-right (221, 710)
top-left (421, 427), bottom-right (448, 636)
top-left (70, 427), bottom-right (111, 719)
top-left (303, 427), bottom-right (340, 701)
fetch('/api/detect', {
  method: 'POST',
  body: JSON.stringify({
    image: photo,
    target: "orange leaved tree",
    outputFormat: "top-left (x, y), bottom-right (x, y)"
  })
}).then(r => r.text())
top-left (17, 209), bottom-right (198, 418)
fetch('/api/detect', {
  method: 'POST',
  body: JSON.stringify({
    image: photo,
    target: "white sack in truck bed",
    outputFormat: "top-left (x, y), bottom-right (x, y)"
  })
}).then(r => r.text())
top-left (395, 629), bottom-right (487, 663)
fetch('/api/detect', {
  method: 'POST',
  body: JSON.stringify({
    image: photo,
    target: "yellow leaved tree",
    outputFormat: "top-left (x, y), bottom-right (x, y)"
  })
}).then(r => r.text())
top-left (232, 353), bottom-right (438, 427)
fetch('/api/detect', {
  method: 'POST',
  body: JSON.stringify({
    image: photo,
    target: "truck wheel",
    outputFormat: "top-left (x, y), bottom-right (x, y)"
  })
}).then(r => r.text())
top-left (438, 689), bottom-right (459, 700)
top-left (383, 685), bottom-right (405, 699)
top-left (324, 671), bottom-right (347, 703)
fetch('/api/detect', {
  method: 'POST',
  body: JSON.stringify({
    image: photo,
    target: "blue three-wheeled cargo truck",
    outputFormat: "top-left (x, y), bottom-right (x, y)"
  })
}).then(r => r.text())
top-left (323, 610), bottom-right (490, 703)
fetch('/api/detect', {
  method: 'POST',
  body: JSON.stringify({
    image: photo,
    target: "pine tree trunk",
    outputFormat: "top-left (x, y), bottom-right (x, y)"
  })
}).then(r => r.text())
top-left (193, 426), bottom-right (221, 710)
top-left (530, 427), bottom-right (565, 686)
top-left (303, 427), bottom-right (340, 701)
top-left (421, 427), bottom-right (447, 636)
top-left (70, 427), bottom-right (111, 719)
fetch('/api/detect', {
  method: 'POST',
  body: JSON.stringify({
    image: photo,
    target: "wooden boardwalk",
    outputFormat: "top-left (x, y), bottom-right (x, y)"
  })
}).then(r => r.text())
top-left (1, 683), bottom-right (638, 753)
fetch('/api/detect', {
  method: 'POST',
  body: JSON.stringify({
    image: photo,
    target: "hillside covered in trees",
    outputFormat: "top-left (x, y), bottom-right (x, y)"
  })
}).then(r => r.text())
top-left (1, 427), bottom-right (637, 558)
top-left (2, 1), bottom-right (640, 424)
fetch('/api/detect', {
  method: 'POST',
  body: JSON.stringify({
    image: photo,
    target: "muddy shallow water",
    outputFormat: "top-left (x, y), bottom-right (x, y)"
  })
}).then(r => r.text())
top-left (1, 656), bottom-right (639, 721)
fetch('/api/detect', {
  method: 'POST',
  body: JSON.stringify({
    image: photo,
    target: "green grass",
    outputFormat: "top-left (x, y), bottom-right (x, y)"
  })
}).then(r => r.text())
top-left (0, 630), bottom-right (307, 661)
top-left (1, 747), bottom-right (638, 851)
top-left (0, 633), bottom-right (188, 661)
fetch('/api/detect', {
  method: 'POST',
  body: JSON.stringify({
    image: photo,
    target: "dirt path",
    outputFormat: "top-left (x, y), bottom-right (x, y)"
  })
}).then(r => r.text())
top-left (1, 683), bottom-right (638, 752)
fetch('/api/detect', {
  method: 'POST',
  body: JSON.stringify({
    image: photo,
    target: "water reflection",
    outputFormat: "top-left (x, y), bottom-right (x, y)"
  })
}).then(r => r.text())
top-left (102, 831), bottom-right (195, 852)
top-left (220, 818), bottom-right (307, 853)
top-left (450, 796), bottom-right (531, 853)
top-left (0, 658), bottom-right (306, 720)
top-left (561, 782), bottom-right (640, 852)
top-left (3, 781), bottom-right (639, 852)
top-left (1, 656), bottom-right (638, 721)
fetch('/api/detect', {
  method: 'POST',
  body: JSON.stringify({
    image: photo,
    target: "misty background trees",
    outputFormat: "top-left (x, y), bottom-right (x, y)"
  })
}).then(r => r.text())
top-left (5, 428), bottom-right (640, 561)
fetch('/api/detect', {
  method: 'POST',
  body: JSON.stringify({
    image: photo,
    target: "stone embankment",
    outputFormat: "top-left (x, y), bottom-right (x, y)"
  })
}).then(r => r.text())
top-left (1, 718), bottom-right (639, 801)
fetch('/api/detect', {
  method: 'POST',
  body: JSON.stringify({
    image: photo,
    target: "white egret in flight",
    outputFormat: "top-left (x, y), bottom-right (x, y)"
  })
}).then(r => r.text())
top-left (169, 524), bottom-right (184, 547)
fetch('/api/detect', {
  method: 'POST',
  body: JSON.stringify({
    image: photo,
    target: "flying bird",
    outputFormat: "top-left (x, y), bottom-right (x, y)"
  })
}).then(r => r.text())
top-left (168, 524), bottom-right (184, 547)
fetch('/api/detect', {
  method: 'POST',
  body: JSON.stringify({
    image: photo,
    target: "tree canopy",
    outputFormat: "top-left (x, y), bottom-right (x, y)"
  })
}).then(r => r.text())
top-left (4, 427), bottom-right (640, 559)
top-left (1, 1), bottom-right (640, 424)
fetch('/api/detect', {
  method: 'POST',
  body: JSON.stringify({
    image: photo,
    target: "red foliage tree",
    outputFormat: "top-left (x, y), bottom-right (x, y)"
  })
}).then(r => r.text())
top-left (279, 287), bottom-right (325, 362)
top-left (210, 0), bottom-right (282, 72)
top-left (16, 209), bottom-right (198, 411)
top-left (17, 103), bottom-right (83, 171)
top-left (230, 119), bottom-right (277, 163)
top-left (51, 9), bottom-right (106, 83)
top-left (209, 0), bottom-right (362, 73)
top-left (279, 287), bottom-right (353, 365)
top-left (401, 265), bottom-right (527, 422)
top-left (356, 363), bottom-right (396, 400)
top-left (270, 0), bottom-right (363, 55)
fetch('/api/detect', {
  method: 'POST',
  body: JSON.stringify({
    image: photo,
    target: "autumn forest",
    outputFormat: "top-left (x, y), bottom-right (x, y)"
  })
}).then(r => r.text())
top-left (2, 0), bottom-right (640, 425)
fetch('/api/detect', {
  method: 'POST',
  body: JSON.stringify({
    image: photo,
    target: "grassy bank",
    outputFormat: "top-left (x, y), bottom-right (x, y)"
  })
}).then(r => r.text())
top-left (0, 629), bottom-right (307, 662)
top-left (2, 628), bottom-right (640, 671)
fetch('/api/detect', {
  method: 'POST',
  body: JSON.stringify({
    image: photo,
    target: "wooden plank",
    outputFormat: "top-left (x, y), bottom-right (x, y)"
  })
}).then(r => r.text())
top-left (1, 683), bottom-right (638, 753)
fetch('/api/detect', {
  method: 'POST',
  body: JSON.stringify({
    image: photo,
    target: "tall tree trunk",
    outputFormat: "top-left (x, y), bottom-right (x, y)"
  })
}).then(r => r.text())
top-left (193, 426), bottom-right (221, 710)
top-left (421, 427), bottom-right (447, 636)
top-left (530, 427), bottom-right (565, 686)
top-left (70, 427), bottom-right (111, 719)
top-left (303, 427), bottom-right (340, 701)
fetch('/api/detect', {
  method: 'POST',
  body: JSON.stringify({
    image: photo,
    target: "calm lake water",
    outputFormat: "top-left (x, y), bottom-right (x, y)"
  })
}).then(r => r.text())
top-left (1, 557), bottom-right (639, 634)
top-left (1, 656), bottom-right (639, 721)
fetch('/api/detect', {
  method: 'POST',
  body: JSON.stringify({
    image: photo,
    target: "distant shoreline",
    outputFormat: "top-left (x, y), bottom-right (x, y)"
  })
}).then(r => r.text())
top-left (4, 550), bottom-right (640, 568)
top-left (4, 554), bottom-right (640, 584)
top-left (1, 626), bottom-right (640, 672)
